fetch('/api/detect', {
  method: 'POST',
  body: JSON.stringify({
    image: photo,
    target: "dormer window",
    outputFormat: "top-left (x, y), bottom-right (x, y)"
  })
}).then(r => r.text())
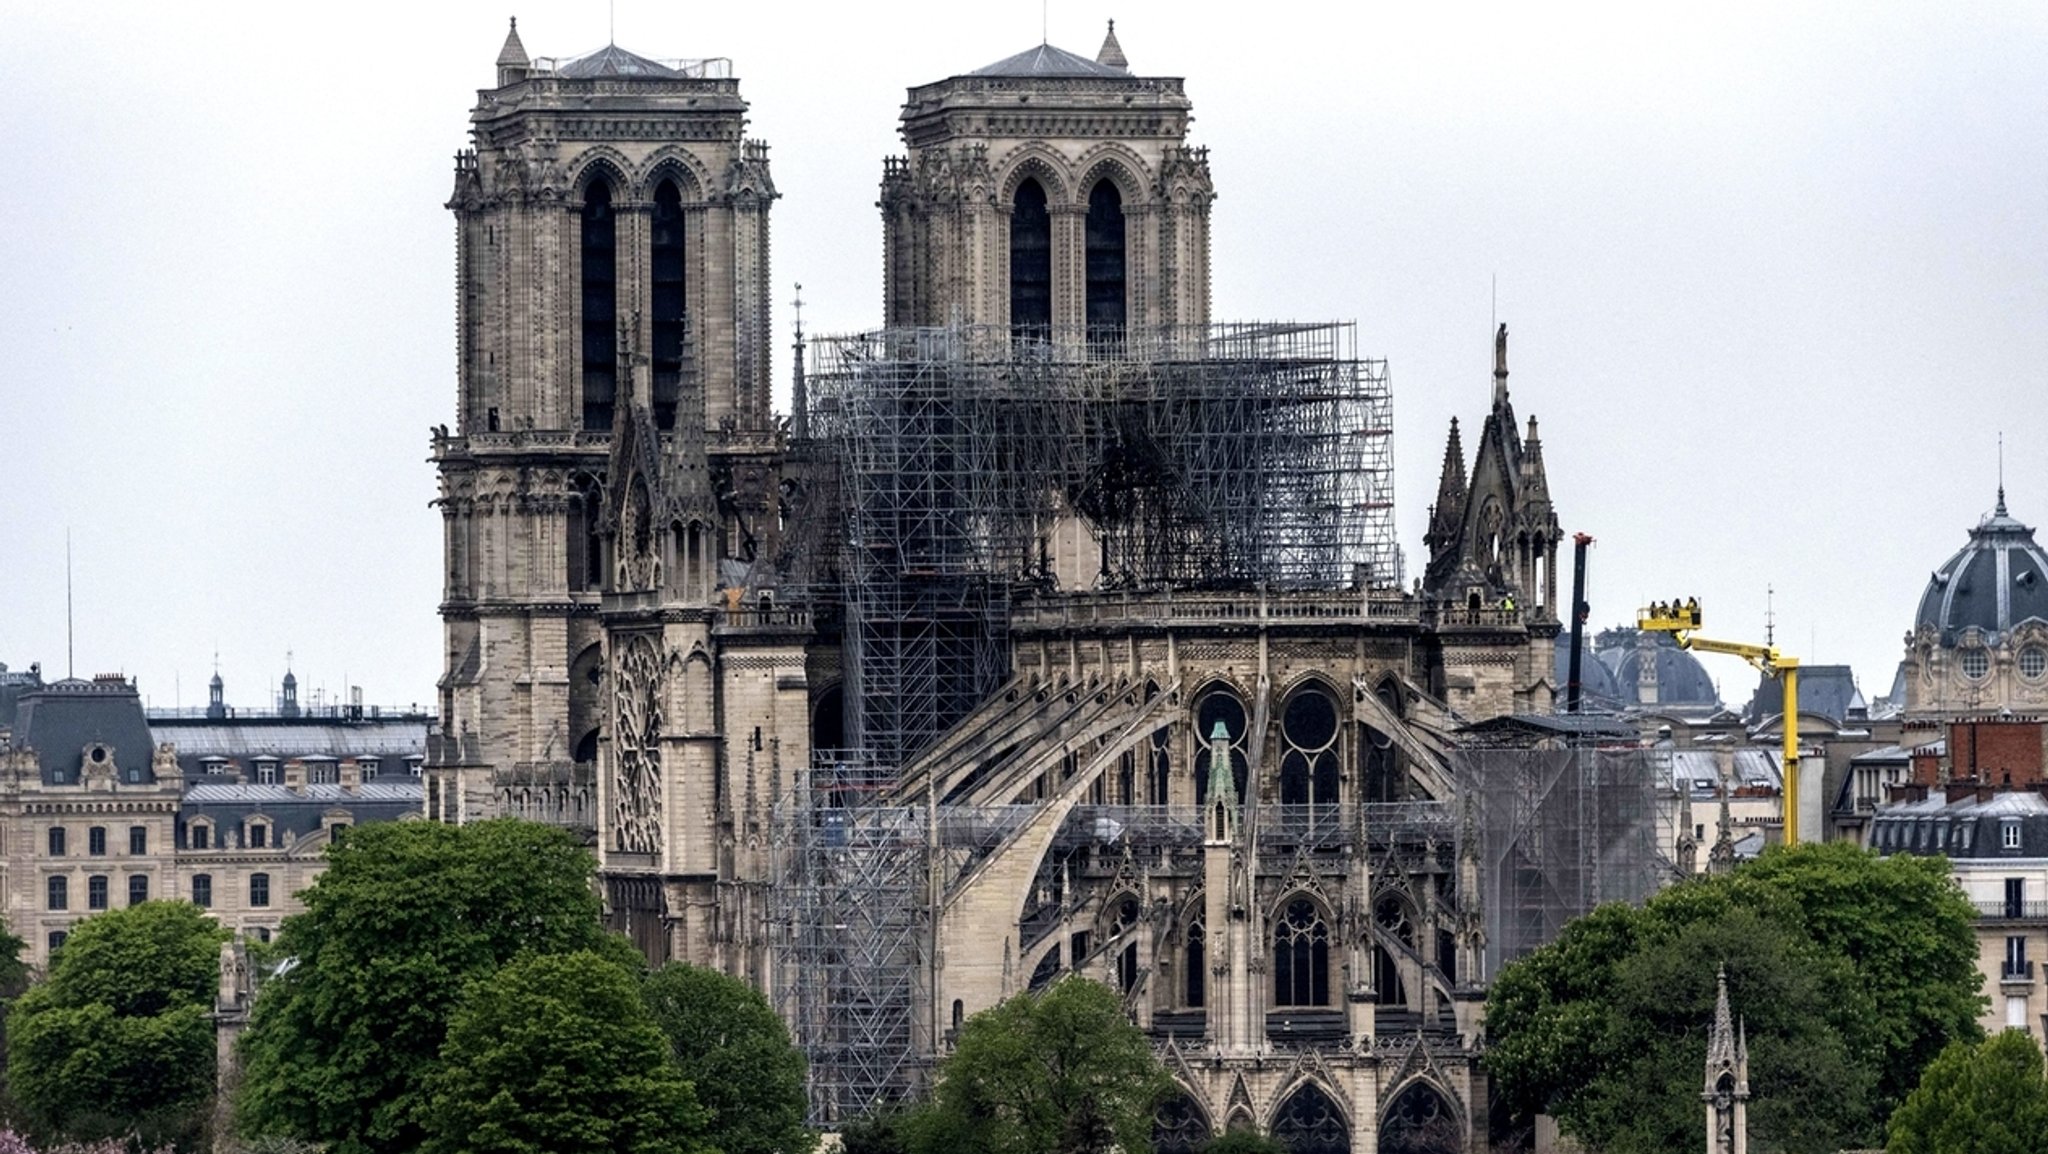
top-left (2004, 820), bottom-right (2024, 851)
top-left (358, 759), bottom-right (379, 781)
top-left (249, 822), bottom-right (269, 850)
top-left (254, 759), bottom-right (278, 785)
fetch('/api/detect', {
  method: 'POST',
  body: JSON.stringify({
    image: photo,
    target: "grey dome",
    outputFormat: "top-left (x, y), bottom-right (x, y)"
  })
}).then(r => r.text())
top-left (1553, 642), bottom-right (1625, 709)
top-left (1590, 627), bottom-right (1721, 710)
top-left (1915, 494), bottom-right (2048, 643)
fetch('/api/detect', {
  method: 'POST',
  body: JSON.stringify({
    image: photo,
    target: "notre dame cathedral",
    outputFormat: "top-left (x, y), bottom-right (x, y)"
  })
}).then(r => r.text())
top-left (427, 19), bottom-right (1567, 1153)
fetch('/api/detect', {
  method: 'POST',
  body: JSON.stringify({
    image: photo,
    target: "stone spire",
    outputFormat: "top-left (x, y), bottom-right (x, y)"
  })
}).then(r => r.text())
top-left (1702, 965), bottom-right (1750, 1154)
top-left (1203, 719), bottom-right (1239, 843)
top-left (1096, 19), bottom-right (1129, 71)
top-left (1707, 779), bottom-right (1736, 876)
top-left (1519, 415), bottom-right (1551, 507)
top-left (1425, 418), bottom-right (1468, 555)
top-left (496, 17), bottom-right (531, 86)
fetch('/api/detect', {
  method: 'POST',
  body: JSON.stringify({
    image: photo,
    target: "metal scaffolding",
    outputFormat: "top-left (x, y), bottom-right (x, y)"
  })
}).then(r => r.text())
top-left (1454, 742), bottom-right (1663, 980)
top-left (772, 754), bottom-right (928, 1126)
top-left (806, 322), bottom-right (1395, 764)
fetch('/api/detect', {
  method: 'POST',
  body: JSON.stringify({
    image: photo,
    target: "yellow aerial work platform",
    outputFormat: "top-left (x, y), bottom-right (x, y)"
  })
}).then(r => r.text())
top-left (1638, 599), bottom-right (1804, 845)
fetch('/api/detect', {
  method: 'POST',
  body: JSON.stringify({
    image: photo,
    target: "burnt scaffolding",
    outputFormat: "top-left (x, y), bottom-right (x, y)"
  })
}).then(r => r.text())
top-left (1453, 742), bottom-right (1665, 980)
top-left (805, 322), bottom-right (1396, 765)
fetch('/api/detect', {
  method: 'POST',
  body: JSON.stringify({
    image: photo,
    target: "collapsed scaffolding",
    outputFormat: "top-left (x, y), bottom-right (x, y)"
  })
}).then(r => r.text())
top-left (803, 322), bottom-right (1396, 764)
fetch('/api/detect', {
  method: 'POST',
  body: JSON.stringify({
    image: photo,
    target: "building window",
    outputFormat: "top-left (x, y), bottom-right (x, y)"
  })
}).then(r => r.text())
top-left (88, 826), bottom-right (106, 856)
top-left (408, 758), bottom-right (424, 778)
top-left (128, 876), bottom-right (148, 906)
top-left (129, 826), bottom-right (147, 855)
top-left (192, 874), bottom-right (212, 909)
top-left (256, 760), bottom-right (277, 785)
top-left (191, 824), bottom-right (210, 851)
top-left (359, 759), bottom-right (379, 782)
top-left (1185, 921), bottom-right (1206, 1008)
top-left (2024, 647), bottom-right (2048, 680)
top-left (47, 827), bottom-right (65, 857)
top-left (47, 876), bottom-right (67, 911)
top-left (2005, 821), bottom-right (2024, 851)
top-left (87, 875), bottom-right (108, 910)
top-left (309, 763), bottom-right (338, 786)
top-left (1279, 686), bottom-right (1342, 807)
top-left (330, 821), bottom-right (350, 844)
top-left (2009, 878), bottom-right (2027, 919)
top-left (1083, 178), bottom-right (1126, 339)
top-left (2007, 934), bottom-right (2029, 979)
top-left (47, 931), bottom-right (66, 955)
top-left (254, 926), bottom-right (272, 943)
top-left (249, 873), bottom-right (271, 908)
top-left (249, 823), bottom-right (268, 850)
top-left (1963, 649), bottom-right (1991, 680)
top-left (1272, 898), bottom-right (1331, 1007)
top-left (581, 178), bottom-right (618, 431)
top-left (649, 177), bottom-right (686, 430)
top-left (1009, 177), bottom-right (1052, 331)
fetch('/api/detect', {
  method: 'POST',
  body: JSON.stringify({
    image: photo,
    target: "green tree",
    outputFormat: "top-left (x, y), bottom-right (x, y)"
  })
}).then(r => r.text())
top-left (1198, 1130), bottom-right (1288, 1154)
top-left (907, 976), bottom-right (1172, 1154)
top-left (423, 951), bottom-right (707, 1154)
top-left (235, 819), bottom-right (636, 1154)
top-left (1485, 842), bottom-right (1980, 1154)
top-left (1887, 1030), bottom-right (2048, 1154)
top-left (7, 902), bottom-right (228, 1147)
top-left (1734, 840), bottom-right (1984, 1110)
top-left (642, 963), bottom-right (815, 1154)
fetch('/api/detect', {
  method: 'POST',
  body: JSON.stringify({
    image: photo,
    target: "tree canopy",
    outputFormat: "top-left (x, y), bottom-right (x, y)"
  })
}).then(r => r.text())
top-left (907, 976), bottom-right (1172, 1154)
top-left (234, 819), bottom-right (635, 1154)
top-left (642, 963), bottom-right (815, 1154)
top-left (1887, 1030), bottom-right (2048, 1154)
top-left (7, 902), bottom-right (228, 1148)
top-left (423, 951), bottom-right (708, 1154)
top-left (1485, 841), bottom-right (1982, 1154)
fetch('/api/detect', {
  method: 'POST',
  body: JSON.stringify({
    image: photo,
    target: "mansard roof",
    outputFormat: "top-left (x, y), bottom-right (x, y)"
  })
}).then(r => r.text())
top-left (559, 43), bottom-right (681, 79)
top-left (971, 42), bottom-right (1132, 79)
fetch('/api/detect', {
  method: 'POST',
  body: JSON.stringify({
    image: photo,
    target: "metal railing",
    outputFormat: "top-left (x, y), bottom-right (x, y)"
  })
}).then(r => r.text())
top-left (1976, 900), bottom-right (2048, 920)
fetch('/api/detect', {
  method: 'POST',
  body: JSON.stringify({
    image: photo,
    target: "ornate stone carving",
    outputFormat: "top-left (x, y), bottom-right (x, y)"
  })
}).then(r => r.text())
top-left (610, 634), bottom-right (667, 854)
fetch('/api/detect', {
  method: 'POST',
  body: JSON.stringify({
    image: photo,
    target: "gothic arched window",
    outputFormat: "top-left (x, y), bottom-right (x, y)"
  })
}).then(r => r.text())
top-left (1152, 1092), bottom-right (1213, 1154)
top-left (1272, 1082), bottom-right (1350, 1154)
top-left (1279, 685), bottom-right (1341, 806)
top-left (581, 179), bottom-right (618, 431)
top-left (1148, 726), bottom-right (1171, 805)
top-left (1010, 178), bottom-right (1052, 332)
top-left (1192, 688), bottom-right (1248, 809)
top-left (1184, 920), bottom-right (1206, 1008)
top-left (1379, 1082), bottom-right (1459, 1154)
top-left (650, 178), bottom-right (686, 430)
top-left (1084, 178), bottom-right (1126, 340)
top-left (1272, 898), bottom-right (1330, 1007)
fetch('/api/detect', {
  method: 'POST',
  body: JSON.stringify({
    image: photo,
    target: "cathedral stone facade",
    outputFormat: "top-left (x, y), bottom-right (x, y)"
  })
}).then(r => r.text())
top-left (430, 22), bottom-right (1572, 1152)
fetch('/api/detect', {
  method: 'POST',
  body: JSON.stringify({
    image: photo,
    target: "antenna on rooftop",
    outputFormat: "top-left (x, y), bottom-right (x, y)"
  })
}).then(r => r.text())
top-left (610, 0), bottom-right (616, 46)
top-left (1042, 0), bottom-right (1048, 45)
top-left (1764, 585), bottom-right (1774, 647)
top-left (65, 528), bottom-right (74, 679)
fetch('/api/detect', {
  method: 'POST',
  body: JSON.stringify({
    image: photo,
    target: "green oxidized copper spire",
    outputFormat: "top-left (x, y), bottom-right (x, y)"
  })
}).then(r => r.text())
top-left (1205, 719), bottom-right (1238, 814)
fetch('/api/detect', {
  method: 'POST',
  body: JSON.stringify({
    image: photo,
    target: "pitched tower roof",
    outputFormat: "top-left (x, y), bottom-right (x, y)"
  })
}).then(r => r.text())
top-left (971, 42), bottom-right (1131, 79)
top-left (496, 17), bottom-right (530, 68)
top-left (1096, 20), bottom-right (1129, 71)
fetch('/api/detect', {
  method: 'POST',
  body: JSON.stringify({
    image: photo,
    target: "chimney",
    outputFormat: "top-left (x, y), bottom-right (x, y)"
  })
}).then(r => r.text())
top-left (284, 759), bottom-right (307, 795)
top-left (340, 759), bottom-right (362, 793)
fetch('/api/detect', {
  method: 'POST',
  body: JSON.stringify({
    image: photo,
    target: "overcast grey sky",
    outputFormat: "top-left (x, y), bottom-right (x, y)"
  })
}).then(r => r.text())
top-left (3, 1), bottom-right (2044, 712)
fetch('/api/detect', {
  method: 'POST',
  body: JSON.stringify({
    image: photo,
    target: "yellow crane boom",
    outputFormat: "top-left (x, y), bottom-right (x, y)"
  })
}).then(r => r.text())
top-left (1637, 600), bottom-right (1803, 845)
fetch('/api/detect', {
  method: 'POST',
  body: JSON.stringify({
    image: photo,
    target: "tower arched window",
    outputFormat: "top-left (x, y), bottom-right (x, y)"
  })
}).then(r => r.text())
top-left (1192, 688), bottom-right (1248, 808)
top-left (581, 180), bottom-right (618, 431)
top-left (1184, 920), bottom-right (1206, 1008)
top-left (1010, 178), bottom-right (1052, 332)
top-left (650, 178), bottom-right (686, 431)
top-left (1273, 898), bottom-right (1330, 1007)
top-left (1084, 178), bottom-right (1126, 341)
top-left (1279, 685), bottom-right (1341, 807)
